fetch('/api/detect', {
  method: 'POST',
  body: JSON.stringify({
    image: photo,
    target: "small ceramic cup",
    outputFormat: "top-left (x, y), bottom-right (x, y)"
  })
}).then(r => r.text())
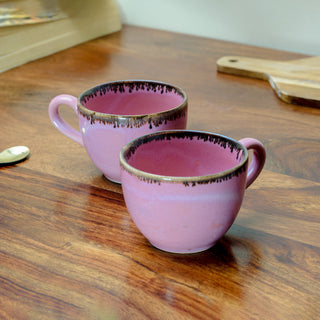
top-left (48, 80), bottom-right (187, 183)
top-left (120, 130), bottom-right (266, 254)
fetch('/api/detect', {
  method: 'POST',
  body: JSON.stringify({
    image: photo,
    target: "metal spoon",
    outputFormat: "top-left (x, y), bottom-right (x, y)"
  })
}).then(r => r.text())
top-left (0, 146), bottom-right (30, 166)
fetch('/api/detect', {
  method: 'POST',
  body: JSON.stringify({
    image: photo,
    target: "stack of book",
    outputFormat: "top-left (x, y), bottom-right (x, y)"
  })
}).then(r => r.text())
top-left (0, 0), bottom-right (122, 73)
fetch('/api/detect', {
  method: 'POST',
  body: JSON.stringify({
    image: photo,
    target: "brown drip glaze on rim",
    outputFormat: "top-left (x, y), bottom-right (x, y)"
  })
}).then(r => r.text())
top-left (77, 80), bottom-right (187, 129)
top-left (120, 130), bottom-right (249, 186)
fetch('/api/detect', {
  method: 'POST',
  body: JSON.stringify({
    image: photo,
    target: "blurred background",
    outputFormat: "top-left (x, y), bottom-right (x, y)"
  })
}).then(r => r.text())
top-left (117, 0), bottom-right (320, 56)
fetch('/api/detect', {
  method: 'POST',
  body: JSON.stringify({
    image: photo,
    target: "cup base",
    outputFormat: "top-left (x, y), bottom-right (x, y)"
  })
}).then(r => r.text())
top-left (149, 241), bottom-right (217, 254)
top-left (103, 175), bottom-right (121, 184)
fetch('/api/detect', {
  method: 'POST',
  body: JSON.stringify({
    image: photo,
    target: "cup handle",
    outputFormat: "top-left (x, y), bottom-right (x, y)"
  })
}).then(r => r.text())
top-left (48, 94), bottom-right (84, 146)
top-left (238, 138), bottom-right (266, 188)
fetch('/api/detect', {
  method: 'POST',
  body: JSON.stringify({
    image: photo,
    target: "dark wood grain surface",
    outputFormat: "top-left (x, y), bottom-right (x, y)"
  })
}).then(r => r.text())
top-left (1, 25), bottom-right (319, 320)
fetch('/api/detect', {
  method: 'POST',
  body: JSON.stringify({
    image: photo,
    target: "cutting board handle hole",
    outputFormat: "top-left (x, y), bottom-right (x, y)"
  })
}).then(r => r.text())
top-left (229, 59), bottom-right (238, 63)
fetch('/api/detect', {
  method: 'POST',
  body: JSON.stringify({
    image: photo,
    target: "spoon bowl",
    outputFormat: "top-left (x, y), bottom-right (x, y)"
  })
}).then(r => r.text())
top-left (0, 146), bottom-right (30, 166)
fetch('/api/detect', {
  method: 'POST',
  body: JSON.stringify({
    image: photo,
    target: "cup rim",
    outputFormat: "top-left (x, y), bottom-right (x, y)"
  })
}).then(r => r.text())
top-left (77, 80), bottom-right (188, 127)
top-left (120, 130), bottom-right (249, 186)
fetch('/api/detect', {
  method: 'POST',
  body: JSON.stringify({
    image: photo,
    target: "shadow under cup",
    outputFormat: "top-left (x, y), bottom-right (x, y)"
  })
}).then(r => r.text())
top-left (120, 130), bottom-right (265, 254)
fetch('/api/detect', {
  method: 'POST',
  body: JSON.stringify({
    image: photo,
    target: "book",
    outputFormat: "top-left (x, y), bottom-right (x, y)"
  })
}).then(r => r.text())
top-left (0, 0), bottom-right (122, 73)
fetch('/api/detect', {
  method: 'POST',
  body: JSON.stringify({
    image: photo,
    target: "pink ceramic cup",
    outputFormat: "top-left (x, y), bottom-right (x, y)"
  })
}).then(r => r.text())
top-left (120, 130), bottom-right (266, 254)
top-left (48, 80), bottom-right (188, 183)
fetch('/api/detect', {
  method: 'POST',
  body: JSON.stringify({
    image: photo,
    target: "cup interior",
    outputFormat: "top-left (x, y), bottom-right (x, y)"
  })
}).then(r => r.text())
top-left (80, 81), bottom-right (185, 116)
top-left (123, 131), bottom-right (247, 178)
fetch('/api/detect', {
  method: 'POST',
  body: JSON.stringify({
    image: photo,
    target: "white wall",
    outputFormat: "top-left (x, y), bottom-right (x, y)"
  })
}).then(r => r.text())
top-left (117, 0), bottom-right (320, 56)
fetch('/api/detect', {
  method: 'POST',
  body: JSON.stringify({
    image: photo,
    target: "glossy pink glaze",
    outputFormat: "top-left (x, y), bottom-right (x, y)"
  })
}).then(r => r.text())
top-left (120, 131), bottom-right (266, 253)
top-left (83, 90), bottom-right (183, 115)
top-left (48, 81), bottom-right (187, 183)
top-left (129, 138), bottom-right (241, 176)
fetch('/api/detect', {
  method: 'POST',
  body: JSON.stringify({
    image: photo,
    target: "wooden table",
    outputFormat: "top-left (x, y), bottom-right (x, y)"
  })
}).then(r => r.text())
top-left (1, 25), bottom-right (319, 320)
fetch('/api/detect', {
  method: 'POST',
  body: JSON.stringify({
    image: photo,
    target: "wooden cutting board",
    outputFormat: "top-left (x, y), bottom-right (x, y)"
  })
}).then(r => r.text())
top-left (217, 56), bottom-right (320, 108)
